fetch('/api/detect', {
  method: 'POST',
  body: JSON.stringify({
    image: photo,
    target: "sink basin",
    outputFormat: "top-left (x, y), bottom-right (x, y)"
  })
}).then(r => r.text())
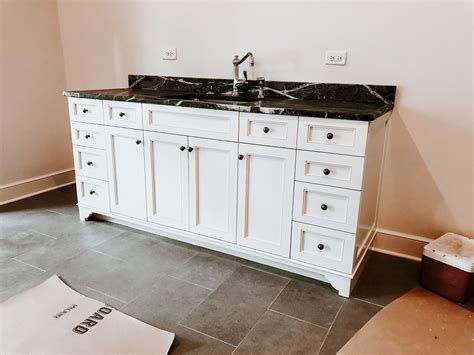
top-left (161, 93), bottom-right (260, 103)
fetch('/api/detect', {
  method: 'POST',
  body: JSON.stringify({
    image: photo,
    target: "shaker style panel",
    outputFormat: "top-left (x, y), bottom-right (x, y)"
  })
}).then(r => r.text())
top-left (188, 137), bottom-right (238, 243)
top-left (103, 100), bottom-right (143, 129)
top-left (142, 104), bottom-right (239, 141)
top-left (144, 131), bottom-right (190, 230)
top-left (237, 144), bottom-right (296, 257)
top-left (295, 151), bottom-right (365, 190)
top-left (239, 112), bottom-right (298, 148)
top-left (73, 145), bottom-right (108, 181)
top-left (298, 117), bottom-right (368, 156)
top-left (76, 176), bottom-right (110, 212)
top-left (68, 97), bottom-right (104, 124)
top-left (70, 122), bottom-right (106, 149)
top-left (291, 222), bottom-right (355, 273)
top-left (293, 181), bottom-right (361, 233)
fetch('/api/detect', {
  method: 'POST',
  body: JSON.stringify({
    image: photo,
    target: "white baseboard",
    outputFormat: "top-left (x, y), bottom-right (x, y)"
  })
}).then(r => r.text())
top-left (371, 227), bottom-right (432, 262)
top-left (0, 168), bottom-right (75, 205)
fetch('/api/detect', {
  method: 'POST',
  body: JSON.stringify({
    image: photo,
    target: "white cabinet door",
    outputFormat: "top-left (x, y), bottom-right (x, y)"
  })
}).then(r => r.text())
top-left (237, 144), bottom-right (296, 257)
top-left (105, 126), bottom-right (147, 220)
top-left (144, 131), bottom-right (189, 230)
top-left (188, 137), bottom-right (238, 243)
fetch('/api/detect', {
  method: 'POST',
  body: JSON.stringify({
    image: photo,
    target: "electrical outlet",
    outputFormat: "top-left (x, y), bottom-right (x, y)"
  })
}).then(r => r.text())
top-left (325, 50), bottom-right (347, 65)
top-left (162, 48), bottom-right (177, 60)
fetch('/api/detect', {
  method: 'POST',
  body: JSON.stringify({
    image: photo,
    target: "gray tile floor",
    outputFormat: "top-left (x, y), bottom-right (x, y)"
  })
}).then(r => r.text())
top-left (1, 185), bottom-right (423, 354)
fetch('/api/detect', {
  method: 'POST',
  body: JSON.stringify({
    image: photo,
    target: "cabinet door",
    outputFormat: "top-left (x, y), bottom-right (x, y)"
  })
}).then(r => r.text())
top-left (188, 137), bottom-right (238, 243)
top-left (144, 131), bottom-right (189, 230)
top-left (105, 126), bottom-right (147, 220)
top-left (237, 144), bottom-right (296, 257)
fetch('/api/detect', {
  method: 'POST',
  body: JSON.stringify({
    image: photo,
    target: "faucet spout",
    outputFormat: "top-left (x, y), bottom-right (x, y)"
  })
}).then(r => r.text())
top-left (233, 52), bottom-right (255, 96)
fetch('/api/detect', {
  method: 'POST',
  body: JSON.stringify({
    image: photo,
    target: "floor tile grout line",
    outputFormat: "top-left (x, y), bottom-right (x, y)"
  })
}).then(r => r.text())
top-left (180, 325), bottom-right (236, 348)
top-left (353, 297), bottom-right (385, 308)
top-left (12, 258), bottom-right (46, 272)
top-left (317, 299), bottom-right (346, 354)
top-left (89, 249), bottom-right (128, 262)
top-left (267, 278), bottom-right (291, 310)
top-left (266, 309), bottom-right (329, 331)
top-left (28, 229), bottom-right (58, 240)
top-left (83, 285), bottom-right (128, 305)
top-left (166, 275), bottom-right (214, 292)
top-left (44, 208), bottom-right (69, 217)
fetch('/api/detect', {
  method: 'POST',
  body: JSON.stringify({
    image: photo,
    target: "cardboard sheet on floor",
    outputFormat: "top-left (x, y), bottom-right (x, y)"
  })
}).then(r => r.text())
top-left (0, 275), bottom-right (174, 354)
top-left (338, 287), bottom-right (473, 355)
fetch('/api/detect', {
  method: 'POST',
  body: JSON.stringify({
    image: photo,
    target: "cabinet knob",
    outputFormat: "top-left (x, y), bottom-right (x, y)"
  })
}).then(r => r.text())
top-left (87, 161), bottom-right (93, 166)
top-left (82, 108), bottom-right (89, 113)
top-left (317, 244), bottom-right (324, 250)
top-left (263, 127), bottom-right (270, 133)
top-left (238, 154), bottom-right (244, 160)
top-left (323, 168), bottom-right (330, 175)
top-left (136, 139), bottom-right (142, 145)
top-left (326, 132), bottom-right (334, 140)
top-left (89, 190), bottom-right (95, 195)
top-left (187, 147), bottom-right (194, 152)
top-left (179, 145), bottom-right (186, 151)
top-left (119, 112), bottom-right (126, 117)
top-left (84, 134), bottom-right (91, 139)
top-left (320, 204), bottom-right (328, 211)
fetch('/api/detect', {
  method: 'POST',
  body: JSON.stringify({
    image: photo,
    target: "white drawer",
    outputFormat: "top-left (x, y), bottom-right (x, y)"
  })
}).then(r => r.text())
top-left (73, 145), bottom-right (108, 181)
top-left (142, 104), bottom-right (238, 141)
top-left (239, 112), bottom-right (298, 148)
top-left (293, 182), bottom-right (361, 233)
top-left (76, 176), bottom-right (109, 212)
top-left (298, 117), bottom-right (368, 156)
top-left (103, 100), bottom-right (143, 129)
top-left (70, 122), bottom-right (106, 149)
top-left (291, 222), bottom-right (355, 273)
top-left (68, 97), bottom-right (104, 124)
top-left (296, 151), bottom-right (365, 190)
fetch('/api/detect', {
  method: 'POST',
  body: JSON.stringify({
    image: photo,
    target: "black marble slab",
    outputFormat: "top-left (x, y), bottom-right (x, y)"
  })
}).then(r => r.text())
top-left (63, 75), bottom-right (396, 121)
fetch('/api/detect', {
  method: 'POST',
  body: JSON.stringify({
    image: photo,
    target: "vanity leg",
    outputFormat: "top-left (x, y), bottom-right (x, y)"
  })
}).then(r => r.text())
top-left (78, 206), bottom-right (93, 221)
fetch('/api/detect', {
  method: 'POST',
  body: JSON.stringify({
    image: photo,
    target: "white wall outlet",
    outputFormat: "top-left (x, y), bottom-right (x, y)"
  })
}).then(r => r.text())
top-left (162, 48), bottom-right (177, 60)
top-left (325, 50), bottom-right (347, 65)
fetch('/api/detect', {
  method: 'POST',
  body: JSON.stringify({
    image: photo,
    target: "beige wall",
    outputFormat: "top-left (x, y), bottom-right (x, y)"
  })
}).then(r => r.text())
top-left (56, 0), bottom-right (473, 240)
top-left (0, 0), bottom-right (73, 202)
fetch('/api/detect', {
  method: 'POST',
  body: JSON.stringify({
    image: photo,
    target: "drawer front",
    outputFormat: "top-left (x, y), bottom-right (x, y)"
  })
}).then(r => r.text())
top-left (68, 97), bottom-right (104, 124)
top-left (298, 117), bottom-right (368, 156)
top-left (142, 104), bottom-right (238, 141)
top-left (70, 122), bottom-right (106, 149)
top-left (296, 151), bottom-right (365, 190)
top-left (239, 112), bottom-right (298, 148)
top-left (76, 176), bottom-right (109, 212)
top-left (73, 146), bottom-right (108, 180)
top-left (291, 222), bottom-right (355, 273)
top-left (293, 182), bottom-right (361, 233)
top-left (103, 100), bottom-right (143, 129)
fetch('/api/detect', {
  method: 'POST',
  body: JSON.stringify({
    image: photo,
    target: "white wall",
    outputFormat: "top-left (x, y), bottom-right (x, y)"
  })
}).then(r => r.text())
top-left (0, 0), bottom-right (74, 203)
top-left (54, 0), bottom-right (472, 240)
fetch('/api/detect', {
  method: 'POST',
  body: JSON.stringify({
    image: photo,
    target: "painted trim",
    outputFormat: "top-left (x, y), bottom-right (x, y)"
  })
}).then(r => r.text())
top-left (375, 227), bottom-right (432, 243)
top-left (0, 168), bottom-right (74, 189)
top-left (370, 246), bottom-right (422, 262)
top-left (0, 181), bottom-right (75, 205)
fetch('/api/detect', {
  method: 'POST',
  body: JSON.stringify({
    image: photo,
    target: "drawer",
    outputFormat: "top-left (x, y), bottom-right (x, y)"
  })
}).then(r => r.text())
top-left (296, 151), bottom-right (365, 190)
top-left (142, 104), bottom-right (238, 141)
top-left (293, 182), bottom-right (361, 233)
top-left (239, 112), bottom-right (298, 148)
top-left (298, 117), bottom-right (368, 156)
top-left (291, 222), bottom-right (355, 273)
top-left (103, 100), bottom-right (143, 129)
top-left (73, 146), bottom-right (108, 180)
top-left (70, 122), bottom-right (106, 149)
top-left (67, 97), bottom-right (104, 124)
top-left (76, 176), bottom-right (109, 212)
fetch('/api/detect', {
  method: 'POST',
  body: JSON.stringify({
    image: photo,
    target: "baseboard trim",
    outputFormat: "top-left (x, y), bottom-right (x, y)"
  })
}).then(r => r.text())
top-left (0, 169), bottom-right (75, 205)
top-left (375, 227), bottom-right (432, 243)
top-left (369, 246), bottom-right (422, 262)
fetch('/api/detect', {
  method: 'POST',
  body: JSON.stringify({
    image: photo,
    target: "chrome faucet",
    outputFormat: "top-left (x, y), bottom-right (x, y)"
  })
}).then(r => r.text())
top-left (232, 52), bottom-right (255, 96)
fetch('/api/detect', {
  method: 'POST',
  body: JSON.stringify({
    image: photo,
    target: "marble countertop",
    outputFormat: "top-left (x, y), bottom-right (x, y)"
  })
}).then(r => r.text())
top-left (63, 76), bottom-right (396, 121)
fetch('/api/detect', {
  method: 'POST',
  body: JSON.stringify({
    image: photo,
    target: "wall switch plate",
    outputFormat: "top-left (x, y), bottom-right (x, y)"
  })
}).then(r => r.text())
top-left (162, 48), bottom-right (177, 60)
top-left (325, 50), bottom-right (347, 65)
